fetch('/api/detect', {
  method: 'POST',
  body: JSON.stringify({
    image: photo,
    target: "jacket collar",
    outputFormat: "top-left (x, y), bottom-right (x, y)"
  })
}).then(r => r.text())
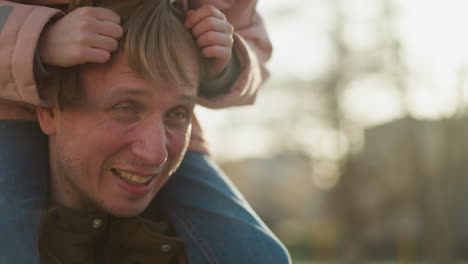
top-left (40, 205), bottom-right (186, 264)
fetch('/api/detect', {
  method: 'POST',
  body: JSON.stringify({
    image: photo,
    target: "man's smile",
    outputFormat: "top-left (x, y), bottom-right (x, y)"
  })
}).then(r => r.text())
top-left (111, 168), bottom-right (157, 185)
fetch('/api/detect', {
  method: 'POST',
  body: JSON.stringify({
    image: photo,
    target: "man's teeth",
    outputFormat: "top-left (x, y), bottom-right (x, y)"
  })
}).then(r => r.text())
top-left (114, 169), bottom-right (152, 185)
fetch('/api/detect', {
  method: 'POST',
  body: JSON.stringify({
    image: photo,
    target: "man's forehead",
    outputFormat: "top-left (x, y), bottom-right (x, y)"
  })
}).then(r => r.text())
top-left (81, 53), bottom-right (198, 99)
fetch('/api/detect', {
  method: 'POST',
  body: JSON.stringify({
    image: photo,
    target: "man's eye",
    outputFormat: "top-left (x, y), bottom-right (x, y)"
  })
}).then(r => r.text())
top-left (111, 102), bottom-right (140, 122)
top-left (112, 100), bottom-right (140, 112)
top-left (167, 107), bottom-right (191, 124)
top-left (114, 105), bottom-right (136, 112)
top-left (174, 111), bottom-right (187, 119)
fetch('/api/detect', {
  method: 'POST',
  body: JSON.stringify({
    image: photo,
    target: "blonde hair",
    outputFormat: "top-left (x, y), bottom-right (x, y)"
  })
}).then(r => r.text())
top-left (56, 0), bottom-right (202, 107)
top-left (109, 0), bottom-right (202, 86)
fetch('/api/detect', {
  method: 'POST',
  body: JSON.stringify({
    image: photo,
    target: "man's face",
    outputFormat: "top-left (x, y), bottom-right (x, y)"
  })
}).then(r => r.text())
top-left (38, 53), bottom-right (198, 217)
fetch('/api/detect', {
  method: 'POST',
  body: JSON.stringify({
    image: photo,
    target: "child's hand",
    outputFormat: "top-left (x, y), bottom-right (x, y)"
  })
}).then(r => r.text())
top-left (185, 5), bottom-right (234, 78)
top-left (38, 7), bottom-right (123, 67)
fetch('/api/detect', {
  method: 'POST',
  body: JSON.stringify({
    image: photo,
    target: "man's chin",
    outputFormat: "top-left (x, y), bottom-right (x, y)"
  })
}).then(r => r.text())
top-left (108, 209), bottom-right (145, 218)
top-left (100, 202), bottom-right (148, 217)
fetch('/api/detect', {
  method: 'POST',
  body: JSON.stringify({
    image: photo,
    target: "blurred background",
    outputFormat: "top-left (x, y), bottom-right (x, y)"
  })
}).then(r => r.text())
top-left (196, 0), bottom-right (468, 263)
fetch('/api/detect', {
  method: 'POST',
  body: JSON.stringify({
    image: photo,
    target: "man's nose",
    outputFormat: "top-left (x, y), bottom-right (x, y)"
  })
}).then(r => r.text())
top-left (131, 122), bottom-right (168, 167)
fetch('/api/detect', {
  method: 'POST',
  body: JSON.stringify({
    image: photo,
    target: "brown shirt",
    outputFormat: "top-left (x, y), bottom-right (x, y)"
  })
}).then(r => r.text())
top-left (39, 205), bottom-right (186, 264)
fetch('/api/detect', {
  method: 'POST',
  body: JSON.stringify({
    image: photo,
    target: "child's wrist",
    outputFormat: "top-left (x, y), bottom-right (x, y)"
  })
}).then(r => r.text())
top-left (199, 52), bottom-right (240, 97)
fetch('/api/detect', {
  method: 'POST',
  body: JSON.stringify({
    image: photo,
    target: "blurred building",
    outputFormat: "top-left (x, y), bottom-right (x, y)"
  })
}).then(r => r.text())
top-left (336, 116), bottom-right (468, 262)
top-left (219, 116), bottom-right (468, 263)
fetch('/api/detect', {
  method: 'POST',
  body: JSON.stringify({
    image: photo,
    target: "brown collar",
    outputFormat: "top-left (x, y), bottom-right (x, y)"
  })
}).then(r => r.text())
top-left (39, 205), bottom-right (186, 264)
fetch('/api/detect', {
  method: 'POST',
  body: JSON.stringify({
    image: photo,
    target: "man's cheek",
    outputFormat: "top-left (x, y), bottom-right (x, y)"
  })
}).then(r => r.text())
top-left (168, 126), bottom-right (190, 145)
top-left (167, 129), bottom-right (190, 164)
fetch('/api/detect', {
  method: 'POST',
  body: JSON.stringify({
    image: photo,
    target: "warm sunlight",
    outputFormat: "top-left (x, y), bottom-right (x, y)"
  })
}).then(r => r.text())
top-left (200, 0), bottom-right (468, 159)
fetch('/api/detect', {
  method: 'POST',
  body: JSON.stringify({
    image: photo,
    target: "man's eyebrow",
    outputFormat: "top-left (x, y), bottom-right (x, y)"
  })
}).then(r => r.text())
top-left (106, 87), bottom-right (197, 103)
top-left (106, 88), bottom-right (148, 98)
top-left (180, 94), bottom-right (197, 104)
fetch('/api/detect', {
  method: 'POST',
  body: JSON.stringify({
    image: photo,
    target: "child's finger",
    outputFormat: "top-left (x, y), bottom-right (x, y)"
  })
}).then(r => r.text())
top-left (96, 21), bottom-right (124, 39)
top-left (197, 32), bottom-right (233, 49)
top-left (185, 4), bottom-right (226, 28)
top-left (89, 35), bottom-right (119, 52)
top-left (87, 7), bottom-right (121, 24)
top-left (81, 48), bottom-right (111, 64)
top-left (201, 45), bottom-right (231, 60)
top-left (191, 17), bottom-right (233, 38)
top-left (73, 6), bottom-right (121, 24)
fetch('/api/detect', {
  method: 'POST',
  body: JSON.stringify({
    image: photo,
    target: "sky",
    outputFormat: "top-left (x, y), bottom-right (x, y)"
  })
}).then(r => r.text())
top-left (197, 0), bottom-right (468, 160)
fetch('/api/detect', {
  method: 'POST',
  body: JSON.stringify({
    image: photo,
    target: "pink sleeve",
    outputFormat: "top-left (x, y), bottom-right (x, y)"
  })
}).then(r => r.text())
top-left (0, 1), bottom-right (62, 106)
top-left (193, 0), bottom-right (273, 108)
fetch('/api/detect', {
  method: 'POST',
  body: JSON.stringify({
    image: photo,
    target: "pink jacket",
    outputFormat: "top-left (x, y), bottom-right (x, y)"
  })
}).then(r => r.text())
top-left (0, 0), bottom-right (272, 154)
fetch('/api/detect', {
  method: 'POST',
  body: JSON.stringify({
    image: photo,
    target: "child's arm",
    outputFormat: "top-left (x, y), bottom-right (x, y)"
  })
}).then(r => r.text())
top-left (184, 5), bottom-right (238, 98)
top-left (185, 1), bottom-right (272, 109)
top-left (185, 5), bottom-right (234, 79)
top-left (0, 1), bottom-right (62, 105)
top-left (0, 1), bottom-right (122, 106)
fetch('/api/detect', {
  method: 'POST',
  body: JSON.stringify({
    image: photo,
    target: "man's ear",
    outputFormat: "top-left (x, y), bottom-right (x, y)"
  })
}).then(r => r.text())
top-left (36, 106), bottom-right (58, 135)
